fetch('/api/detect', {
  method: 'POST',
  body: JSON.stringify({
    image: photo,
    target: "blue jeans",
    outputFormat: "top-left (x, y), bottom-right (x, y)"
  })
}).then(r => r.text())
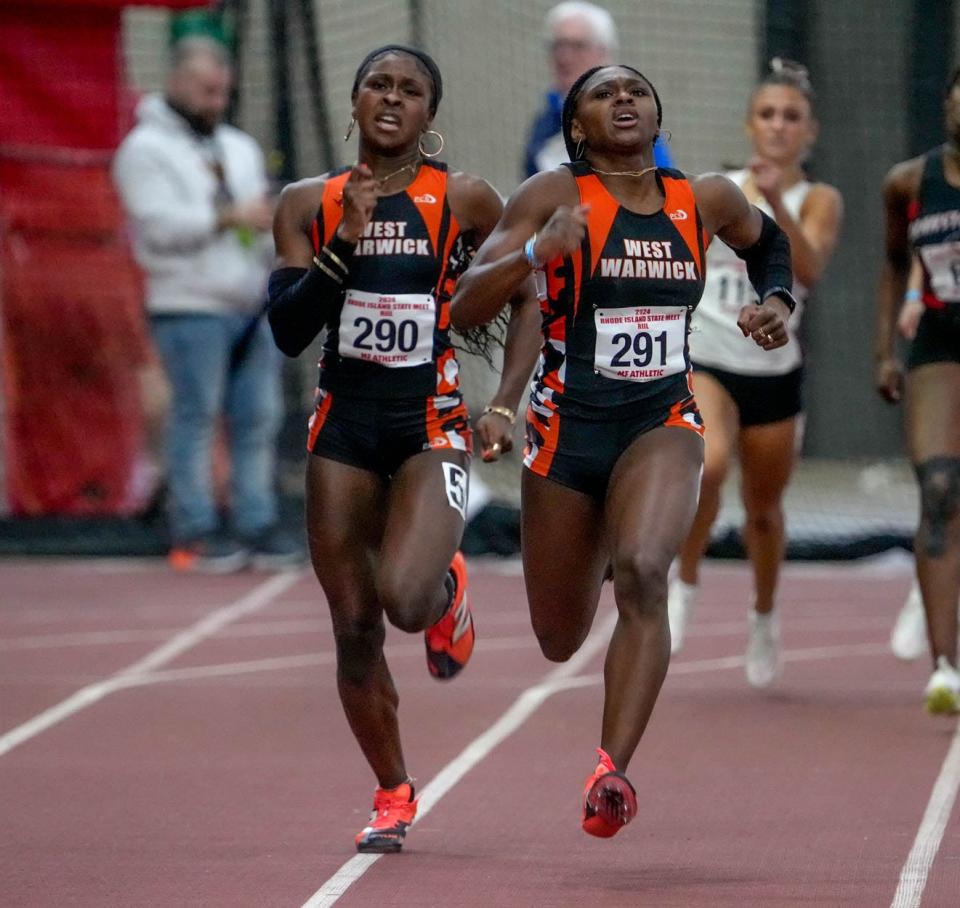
top-left (150, 313), bottom-right (283, 543)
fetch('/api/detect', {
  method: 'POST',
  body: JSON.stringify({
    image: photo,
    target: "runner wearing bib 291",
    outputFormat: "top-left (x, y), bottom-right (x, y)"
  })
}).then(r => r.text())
top-left (525, 162), bottom-right (707, 496)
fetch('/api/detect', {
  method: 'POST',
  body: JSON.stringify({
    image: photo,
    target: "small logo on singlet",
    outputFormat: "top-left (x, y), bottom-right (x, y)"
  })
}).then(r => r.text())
top-left (669, 209), bottom-right (688, 221)
top-left (414, 193), bottom-right (437, 204)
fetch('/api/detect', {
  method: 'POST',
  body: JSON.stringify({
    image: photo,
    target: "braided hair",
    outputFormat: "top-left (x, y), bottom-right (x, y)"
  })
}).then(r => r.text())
top-left (561, 64), bottom-right (663, 162)
top-left (352, 45), bottom-right (443, 116)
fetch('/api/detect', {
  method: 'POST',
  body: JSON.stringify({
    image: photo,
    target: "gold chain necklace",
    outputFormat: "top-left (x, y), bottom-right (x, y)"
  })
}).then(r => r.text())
top-left (374, 159), bottom-right (421, 188)
top-left (590, 164), bottom-right (658, 178)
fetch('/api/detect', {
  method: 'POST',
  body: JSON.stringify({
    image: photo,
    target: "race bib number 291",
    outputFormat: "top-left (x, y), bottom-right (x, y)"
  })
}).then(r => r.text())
top-left (594, 305), bottom-right (688, 382)
top-left (339, 289), bottom-right (435, 367)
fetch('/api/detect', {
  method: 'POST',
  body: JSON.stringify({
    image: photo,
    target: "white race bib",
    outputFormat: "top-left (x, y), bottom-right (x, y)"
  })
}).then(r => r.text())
top-left (339, 289), bottom-right (435, 367)
top-left (919, 241), bottom-right (960, 303)
top-left (594, 305), bottom-right (687, 382)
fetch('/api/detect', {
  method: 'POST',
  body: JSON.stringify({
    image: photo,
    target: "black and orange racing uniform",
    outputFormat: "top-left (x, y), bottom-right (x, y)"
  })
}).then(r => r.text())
top-left (524, 162), bottom-right (707, 499)
top-left (306, 160), bottom-right (473, 476)
top-left (907, 148), bottom-right (960, 370)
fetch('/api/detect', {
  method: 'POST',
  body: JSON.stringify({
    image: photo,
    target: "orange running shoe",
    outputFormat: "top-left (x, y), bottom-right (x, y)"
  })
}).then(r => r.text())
top-left (354, 782), bottom-right (418, 853)
top-left (581, 747), bottom-right (637, 838)
top-left (424, 551), bottom-right (474, 680)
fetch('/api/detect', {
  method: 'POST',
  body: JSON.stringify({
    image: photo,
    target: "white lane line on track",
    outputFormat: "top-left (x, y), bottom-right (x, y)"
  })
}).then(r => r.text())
top-left (0, 571), bottom-right (301, 758)
top-left (299, 632), bottom-right (894, 907)
top-left (0, 614), bottom-right (892, 654)
top-left (300, 607), bottom-right (621, 908)
top-left (0, 618), bottom-right (328, 651)
top-left (890, 719), bottom-right (960, 908)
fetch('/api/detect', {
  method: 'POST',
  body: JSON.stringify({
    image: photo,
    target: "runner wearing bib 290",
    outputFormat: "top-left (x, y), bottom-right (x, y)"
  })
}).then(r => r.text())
top-left (265, 45), bottom-right (540, 854)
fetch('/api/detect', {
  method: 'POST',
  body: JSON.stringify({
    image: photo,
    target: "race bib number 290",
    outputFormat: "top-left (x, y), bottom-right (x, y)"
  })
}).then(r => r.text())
top-left (339, 289), bottom-right (435, 367)
top-left (593, 305), bottom-right (688, 382)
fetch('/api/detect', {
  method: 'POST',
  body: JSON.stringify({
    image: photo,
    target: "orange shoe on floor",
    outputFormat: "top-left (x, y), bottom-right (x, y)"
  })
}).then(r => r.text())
top-left (424, 551), bottom-right (474, 680)
top-left (354, 782), bottom-right (418, 853)
top-left (581, 747), bottom-right (637, 838)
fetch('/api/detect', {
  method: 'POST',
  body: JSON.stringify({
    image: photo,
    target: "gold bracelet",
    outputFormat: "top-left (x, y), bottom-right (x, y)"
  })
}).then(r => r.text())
top-left (483, 405), bottom-right (516, 425)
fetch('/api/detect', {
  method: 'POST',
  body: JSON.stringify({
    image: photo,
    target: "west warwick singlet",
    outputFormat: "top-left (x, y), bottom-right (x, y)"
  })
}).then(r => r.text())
top-left (690, 169), bottom-right (809, 376)
top-left (311, 160), bottom-right (466, 399)
top-left (531, 163), bottom-right (707, 421)
top-left (909, 148), bottom-right (960, 309)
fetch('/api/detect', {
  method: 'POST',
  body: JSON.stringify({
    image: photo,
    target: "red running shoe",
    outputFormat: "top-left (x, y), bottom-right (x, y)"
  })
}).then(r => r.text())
top-left (581, 747), bottom-right (637, 838)
top-left (354, 782), bottom-right (418, 853)
top-left (424, 551), bottom-right (474, 680)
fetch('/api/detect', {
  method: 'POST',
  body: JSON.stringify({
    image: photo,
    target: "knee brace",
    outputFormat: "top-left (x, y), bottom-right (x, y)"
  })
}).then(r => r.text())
top-left (915, 457), bottom-right (960, 557)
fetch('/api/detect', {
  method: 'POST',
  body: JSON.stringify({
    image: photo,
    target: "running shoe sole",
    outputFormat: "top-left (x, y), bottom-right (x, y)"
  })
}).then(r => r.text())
top-left (355, 824), bottom-right (411, 853)
top-left (582, 770), bottom-right (637, 838)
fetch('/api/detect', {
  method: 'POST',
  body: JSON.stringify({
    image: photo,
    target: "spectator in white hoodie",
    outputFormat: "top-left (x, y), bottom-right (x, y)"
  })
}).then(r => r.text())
top-left (114, 37), bottom-right (302, 571)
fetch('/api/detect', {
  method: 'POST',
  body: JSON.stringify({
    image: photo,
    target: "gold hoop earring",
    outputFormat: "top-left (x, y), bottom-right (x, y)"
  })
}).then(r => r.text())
top-left (418, 129), bottom-right (444, 158)
top-left (575, 138), bottom-right (584, 160)
top-left (344, 118), bottom-right (356, 142)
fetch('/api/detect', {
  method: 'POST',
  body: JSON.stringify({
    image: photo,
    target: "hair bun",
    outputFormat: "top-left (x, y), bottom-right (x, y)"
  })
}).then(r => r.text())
top-left (769, 57), bottom-right (812, 92)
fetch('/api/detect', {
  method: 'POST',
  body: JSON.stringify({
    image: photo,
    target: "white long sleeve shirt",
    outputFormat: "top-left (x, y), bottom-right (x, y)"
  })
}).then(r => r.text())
top-left (113, 95), bottom-right (272, 316)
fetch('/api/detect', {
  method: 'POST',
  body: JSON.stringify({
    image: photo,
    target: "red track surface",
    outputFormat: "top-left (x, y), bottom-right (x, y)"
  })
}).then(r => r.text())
top-left (1, 555), bottom-right (958, 907)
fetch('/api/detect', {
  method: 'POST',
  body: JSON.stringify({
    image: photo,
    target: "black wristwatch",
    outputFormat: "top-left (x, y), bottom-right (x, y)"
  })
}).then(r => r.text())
top-left (761, 287), bottom-right (797, 315)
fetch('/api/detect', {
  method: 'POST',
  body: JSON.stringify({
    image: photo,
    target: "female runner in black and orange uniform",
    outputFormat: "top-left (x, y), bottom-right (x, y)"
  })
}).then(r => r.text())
top-left (453, 64), bottom-right (795, 838)
top-left (875, 68), bottom-right (960, 714)
top-left (267, 46), bottom-right (539, 853)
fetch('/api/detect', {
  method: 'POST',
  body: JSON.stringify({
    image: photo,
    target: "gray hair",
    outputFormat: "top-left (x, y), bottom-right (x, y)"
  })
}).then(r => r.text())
top-left (544, 2), bottom-right (619, 51)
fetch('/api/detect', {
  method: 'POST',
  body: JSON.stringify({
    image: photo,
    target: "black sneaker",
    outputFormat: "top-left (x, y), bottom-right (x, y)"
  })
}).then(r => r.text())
top-left (244, 525), bottom-right (306, 571)
top-left (169, 533), bottom-right (249, 574)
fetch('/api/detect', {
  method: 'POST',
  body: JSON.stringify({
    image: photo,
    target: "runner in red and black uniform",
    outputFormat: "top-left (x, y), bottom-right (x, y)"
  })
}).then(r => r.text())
top-left (875, 68), bottom-right (960, 714)
top-left (267, 45), bottom-right (539, 853)
top-left (454, 64), bottom-right (795, 838)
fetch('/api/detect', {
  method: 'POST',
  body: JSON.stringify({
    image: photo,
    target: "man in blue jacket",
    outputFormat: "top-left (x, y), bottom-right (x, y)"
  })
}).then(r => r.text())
top-left (523, 2), bottom-right (674, 177)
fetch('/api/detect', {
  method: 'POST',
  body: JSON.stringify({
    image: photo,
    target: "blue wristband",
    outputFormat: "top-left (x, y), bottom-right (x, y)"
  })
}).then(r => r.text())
top-left (904, 289), bottom-right (921, 302)
top-left (524, 234), bottom-right (543, 270)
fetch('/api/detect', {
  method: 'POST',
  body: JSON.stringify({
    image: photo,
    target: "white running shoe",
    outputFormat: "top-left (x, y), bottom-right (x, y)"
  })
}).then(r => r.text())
top-left (890, 582), bottom-right (927, 661)
top-left (924, 656), bottom-right (960, 715)
top-left (746, 610), bottom-right (780, 689)
top-left (667, 578), bottom-right (698, 655)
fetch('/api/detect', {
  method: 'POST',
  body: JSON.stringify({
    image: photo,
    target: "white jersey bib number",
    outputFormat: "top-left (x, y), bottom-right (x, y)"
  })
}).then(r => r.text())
top-left (339, 289), bottom-right (435, 367)
top-left (594, 305), bottom-right (687, 382)
top-left (919, 241), bottom-right (960, 303)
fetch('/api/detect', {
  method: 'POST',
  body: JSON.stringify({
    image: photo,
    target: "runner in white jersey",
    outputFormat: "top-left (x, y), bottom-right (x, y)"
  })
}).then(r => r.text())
top-left (690, 169), bottom-right (809, 375)
top-left (668, 60), bottom-right (844, 688)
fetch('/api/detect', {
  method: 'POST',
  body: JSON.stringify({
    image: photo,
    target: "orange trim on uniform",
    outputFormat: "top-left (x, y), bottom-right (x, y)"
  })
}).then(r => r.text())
top-left (318, 171), bottom-right (352, 250)
top-left (424, 394), bottom-right (473, 454)
top-left (435, 347), bottom-right (459, 396)
top-left (524, 403), bottom-right (561, 477)
top-left (576, 173), bottom-right (622, 277)
top-left (306, 390), bottom-right (335, 451)
top-left (662, 395), bottom-right (705, 438)
top-left (407, 165), bottom-right (448, 257)
top-left (661, 175), bottom-right (703, 277)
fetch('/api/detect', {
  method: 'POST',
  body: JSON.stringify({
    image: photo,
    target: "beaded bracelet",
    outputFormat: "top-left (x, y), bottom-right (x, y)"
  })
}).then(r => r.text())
top-left (483, 405), bottom-right (517, 425)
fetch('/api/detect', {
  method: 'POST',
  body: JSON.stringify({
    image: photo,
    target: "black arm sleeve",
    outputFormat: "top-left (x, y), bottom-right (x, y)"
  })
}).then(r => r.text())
top-left (734, 210), bottom-right (794, 307)
top-left (266, 233), bottom-right (356, 357)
